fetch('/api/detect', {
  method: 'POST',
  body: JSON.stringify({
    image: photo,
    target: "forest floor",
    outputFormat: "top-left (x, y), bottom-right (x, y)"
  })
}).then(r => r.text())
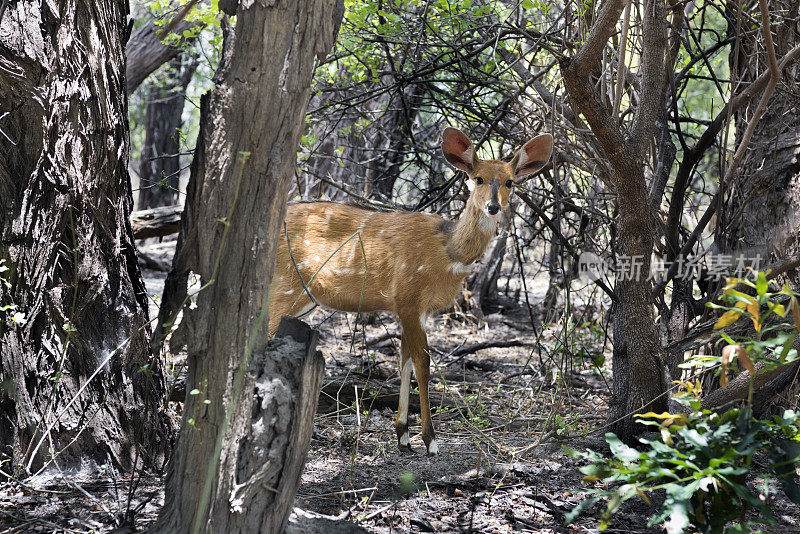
top-left (1, 239), bottom-right (799, 533)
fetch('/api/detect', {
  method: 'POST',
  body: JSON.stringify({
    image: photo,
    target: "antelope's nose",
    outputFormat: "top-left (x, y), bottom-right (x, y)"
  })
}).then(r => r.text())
top-left (487, 203), bottom-right (500, 215)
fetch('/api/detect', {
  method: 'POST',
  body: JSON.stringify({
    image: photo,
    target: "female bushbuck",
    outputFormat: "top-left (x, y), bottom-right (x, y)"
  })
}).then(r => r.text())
top-left (268, 127), bottom-right (553, 454)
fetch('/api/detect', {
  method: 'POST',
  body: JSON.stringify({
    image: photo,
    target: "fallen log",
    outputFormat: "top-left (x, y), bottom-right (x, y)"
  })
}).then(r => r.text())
top-left (131, 204), bottom-right (182, 239)
top-left (317, 375), bottom-right (454, 414)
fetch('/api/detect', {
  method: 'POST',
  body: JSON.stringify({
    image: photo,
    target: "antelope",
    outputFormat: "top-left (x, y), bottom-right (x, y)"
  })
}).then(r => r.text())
top-left (268, 127), bottom-right (553, 454)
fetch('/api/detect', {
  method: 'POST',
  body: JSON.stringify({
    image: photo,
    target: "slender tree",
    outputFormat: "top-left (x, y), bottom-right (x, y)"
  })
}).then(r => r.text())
top-left (138, 53), bottom-right (198, 209)
top-left (560, 0), bottom-right (671, 441)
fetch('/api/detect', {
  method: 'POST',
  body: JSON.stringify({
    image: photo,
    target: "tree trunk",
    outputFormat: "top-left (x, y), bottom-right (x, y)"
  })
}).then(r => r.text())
top-left (460, 229), bottom-right (508, 317)
top-left (131, 205), bottom-right (183, 240)
top-left (720, 1), bottom-right (800, 282)
top-left (560, 0), bottom-right (669, 443)
top-left (137, 53), bottom-right (197, 209)
top-left (366, 83), bottom-right (425, 200)
top-left (152, 0), bottom-right (343, 530)
top-left (0, 0), bottom-right (170, 473)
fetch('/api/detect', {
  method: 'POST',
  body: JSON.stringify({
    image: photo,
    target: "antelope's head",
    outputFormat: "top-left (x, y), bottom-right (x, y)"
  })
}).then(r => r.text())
top-left (441, 127), bottom-right (553, 220)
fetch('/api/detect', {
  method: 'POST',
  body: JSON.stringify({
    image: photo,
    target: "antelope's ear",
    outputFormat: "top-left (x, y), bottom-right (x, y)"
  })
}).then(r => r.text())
top-left (441, 127), bottom-right (476, 174)
top-left (510, 134), bottom-right (553, 179)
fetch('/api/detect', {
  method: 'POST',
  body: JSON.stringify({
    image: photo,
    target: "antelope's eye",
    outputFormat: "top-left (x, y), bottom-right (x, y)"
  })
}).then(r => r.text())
top-left (505, 180), bottom-right (514, 188)
top-left (475, 177), bottom-right (484, 185)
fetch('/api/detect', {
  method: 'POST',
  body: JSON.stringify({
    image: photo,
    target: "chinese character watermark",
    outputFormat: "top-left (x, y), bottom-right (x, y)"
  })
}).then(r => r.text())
top-left (577, 252), bottom-right (765, 283)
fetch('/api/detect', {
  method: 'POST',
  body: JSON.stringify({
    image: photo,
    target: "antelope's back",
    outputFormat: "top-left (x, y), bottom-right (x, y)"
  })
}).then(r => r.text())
top-left (274, 201), bottom-right (465, 315)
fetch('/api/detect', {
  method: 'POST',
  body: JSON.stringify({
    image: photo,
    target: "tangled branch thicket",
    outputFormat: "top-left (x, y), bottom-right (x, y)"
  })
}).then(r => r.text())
top-left (295, 0), bottom-right (783, 326)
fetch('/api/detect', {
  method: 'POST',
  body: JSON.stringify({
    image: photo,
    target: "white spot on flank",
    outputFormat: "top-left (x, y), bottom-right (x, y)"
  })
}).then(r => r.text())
top-left (378, 229), bottom-right (385, 236)
top-left (417, 265), bottom-right (424, 271)
top-left (400, 263), bottom-right (406, 269)
top-left (427, 440), bottom-right (439, 455)
top-left (304, 239), bottom-right (311, 246)
top-left (415, 243), bottom-right (421, 247)
top-left (282, 289), bottom-right (294, 295)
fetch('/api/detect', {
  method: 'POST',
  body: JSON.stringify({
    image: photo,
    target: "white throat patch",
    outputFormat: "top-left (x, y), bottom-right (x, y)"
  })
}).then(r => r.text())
top-left (478, 212), bottom-right (498, 233)
top-left (447, 262), bottom-right (473, 274)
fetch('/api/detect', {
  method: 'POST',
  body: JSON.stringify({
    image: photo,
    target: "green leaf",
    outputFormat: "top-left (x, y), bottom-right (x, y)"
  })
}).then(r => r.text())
top-left (756, 271), bottom-right (768, 296)
top-left (778, 332), bottom-right (797, 363)
top-left (666, 479), bottom-right (700, 502)
top-left (606, 433), bottom-right (641, 463)
top-left (767, 438), bottom-right (800, 505)
top-left (565, 496), bottom-right (600, 524)
top-left (679, 428), bottom-right (708, 449)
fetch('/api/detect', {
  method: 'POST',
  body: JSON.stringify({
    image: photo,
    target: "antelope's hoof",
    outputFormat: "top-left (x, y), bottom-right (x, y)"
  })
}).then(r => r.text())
top-left (397, 431), bottom-right (414, 453)
top-left (425, 439), bottom-right (439, 455)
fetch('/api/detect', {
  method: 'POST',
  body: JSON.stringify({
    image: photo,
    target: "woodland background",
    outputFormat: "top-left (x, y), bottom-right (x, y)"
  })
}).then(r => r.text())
top-left (1, 0), bottom-right (800, 532)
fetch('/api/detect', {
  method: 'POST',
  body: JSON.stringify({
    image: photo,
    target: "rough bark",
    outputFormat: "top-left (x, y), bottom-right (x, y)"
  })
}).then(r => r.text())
top-left (465, 233), bottom-right (507, 315)
top-left (698, 2), bottom-right (800, 409)
top-left (137, 53), bottom-right (197, 209)
top-left (0, 0), bottom-right (170, 472)
top-left (560, 0), bottom-right (669, 443)
top-left (151, 0), bottom-right (343, 530)
top-left (286, 508), bottom-right (370, 534)
top-left (458, 230), bottom-right (508, 317)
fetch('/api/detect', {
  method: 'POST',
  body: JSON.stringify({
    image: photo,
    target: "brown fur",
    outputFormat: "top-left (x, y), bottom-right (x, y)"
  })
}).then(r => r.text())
top-left (268, 128), bottom-right (553, 453)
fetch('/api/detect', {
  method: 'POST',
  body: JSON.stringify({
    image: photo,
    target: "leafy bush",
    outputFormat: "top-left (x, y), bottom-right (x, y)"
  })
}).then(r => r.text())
top-left (567, 273), bottom-right (800, 532)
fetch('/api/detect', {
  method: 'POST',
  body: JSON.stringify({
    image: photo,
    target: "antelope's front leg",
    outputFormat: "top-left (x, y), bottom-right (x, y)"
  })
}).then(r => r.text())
top-left (395, 352), bottom-right (413, 450)
top-left (397, 314), bottom-right (437, 454)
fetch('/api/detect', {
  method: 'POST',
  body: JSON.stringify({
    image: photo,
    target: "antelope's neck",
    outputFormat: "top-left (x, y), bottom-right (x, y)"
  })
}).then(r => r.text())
top-left (445, 203), bottom-right (496, 265)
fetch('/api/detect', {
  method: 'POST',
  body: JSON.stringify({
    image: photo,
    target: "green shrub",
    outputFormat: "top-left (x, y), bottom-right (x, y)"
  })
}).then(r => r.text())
top-left (567, 273), bottom-right (800, 532)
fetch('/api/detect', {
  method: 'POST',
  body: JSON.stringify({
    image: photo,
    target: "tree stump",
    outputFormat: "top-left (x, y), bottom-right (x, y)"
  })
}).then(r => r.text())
top-left (229, 318), bottom-right (325, 533)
